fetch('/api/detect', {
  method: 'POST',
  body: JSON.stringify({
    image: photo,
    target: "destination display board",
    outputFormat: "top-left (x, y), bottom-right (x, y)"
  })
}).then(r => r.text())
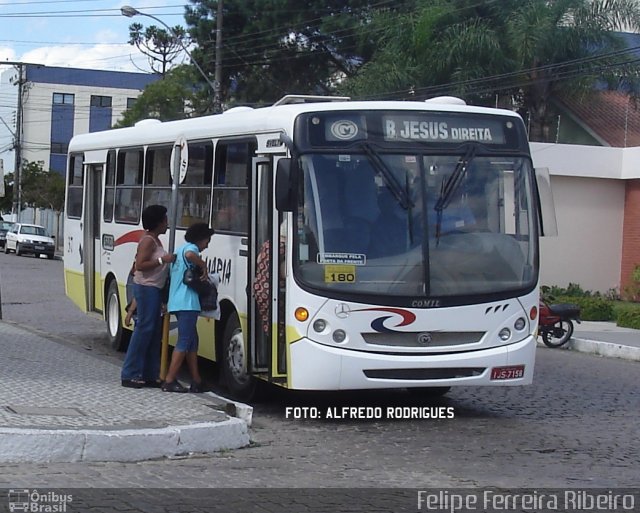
top-left (381, 114), bottom-right (506, 144)
top-left (297, 110), bottom-right (527, 151)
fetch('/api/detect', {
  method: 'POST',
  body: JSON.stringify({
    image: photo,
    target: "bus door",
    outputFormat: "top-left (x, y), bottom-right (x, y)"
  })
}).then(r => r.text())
top-left (83, 163), bottom-right (103, 313)
top-left (250, 156), bottom-right (279, 377)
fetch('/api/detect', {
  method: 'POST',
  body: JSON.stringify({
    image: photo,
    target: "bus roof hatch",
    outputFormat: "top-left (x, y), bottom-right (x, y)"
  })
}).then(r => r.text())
top-left (273, 95), bottom-right (351, 106)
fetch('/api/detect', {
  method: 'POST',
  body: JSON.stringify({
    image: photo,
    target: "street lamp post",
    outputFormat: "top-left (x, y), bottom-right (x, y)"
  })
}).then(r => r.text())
top-left (120, 5), bottom-right (222, 113)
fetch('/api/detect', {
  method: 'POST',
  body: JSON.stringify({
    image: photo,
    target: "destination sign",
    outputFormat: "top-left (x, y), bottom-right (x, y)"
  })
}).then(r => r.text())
top-left (382, 114), bottom-right (506, 144)
top-left (298, 111), bottom-right (524, 151)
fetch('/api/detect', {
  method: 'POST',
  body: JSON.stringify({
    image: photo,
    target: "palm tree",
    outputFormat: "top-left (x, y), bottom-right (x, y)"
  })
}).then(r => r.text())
top-left (502, 0), bottom-right (640, 141)
top-left (344, 0), bottom-right (640, 142)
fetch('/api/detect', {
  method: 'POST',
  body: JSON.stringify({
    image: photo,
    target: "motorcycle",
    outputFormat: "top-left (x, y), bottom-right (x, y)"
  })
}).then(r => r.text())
top-left (538, 299), bottom-right (581, 347)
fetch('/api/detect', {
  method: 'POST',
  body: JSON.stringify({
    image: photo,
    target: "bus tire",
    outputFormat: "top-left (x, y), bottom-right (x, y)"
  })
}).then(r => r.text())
top-left (222, 313), bottom-right (255, 400)
top-left (106, 280), bottom-right (130, 352)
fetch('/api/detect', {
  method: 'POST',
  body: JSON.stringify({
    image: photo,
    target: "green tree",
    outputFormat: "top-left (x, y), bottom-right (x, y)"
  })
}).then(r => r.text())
top-left (341, 0), bottom-right (640, 142)
top-left (0, 172), bottom-right (14, 213)
top-left (115, 66), bottom-right (199, 127)
top-left (184, 0), bottom-right (415, 107)
top-left (20, 161), bottom-right (65, 212)
top-left (129, 22), bottom-right (188, 76)
top-left (501, 0), bottom-right (640, 141)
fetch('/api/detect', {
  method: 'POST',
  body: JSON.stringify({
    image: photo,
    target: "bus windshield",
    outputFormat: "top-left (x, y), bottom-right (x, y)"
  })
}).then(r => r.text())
top-left (294, 149), bottom-right (536, 302)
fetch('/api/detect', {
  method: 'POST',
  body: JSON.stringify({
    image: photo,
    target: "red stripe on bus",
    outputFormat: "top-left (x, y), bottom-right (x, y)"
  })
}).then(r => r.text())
top-left (115, 230), bottom-right (145, 247)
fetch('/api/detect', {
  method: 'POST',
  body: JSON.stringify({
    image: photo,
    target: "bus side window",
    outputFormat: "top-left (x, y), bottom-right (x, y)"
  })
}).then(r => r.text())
top-left (114, 149), bottom-right (143, 224)
top-left (177, 141), bottom-right (213, 228)
top-left (66, 153), bottom-right (84, 219)
top-left (143, 145), bottom-right (172, 211)
top-left (212, 140), bottom-right (255, 234)
top-left (103, 150), bottom-right (116, 222)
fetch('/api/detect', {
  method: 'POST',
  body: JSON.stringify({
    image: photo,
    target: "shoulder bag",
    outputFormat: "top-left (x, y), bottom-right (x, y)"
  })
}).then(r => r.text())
top-left (182, 248), bottom-right (218, 310)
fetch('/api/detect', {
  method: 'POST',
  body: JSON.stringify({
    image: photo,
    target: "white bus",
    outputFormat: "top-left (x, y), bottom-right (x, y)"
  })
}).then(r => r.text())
top-left (64, 95), bottom-right (554, 399)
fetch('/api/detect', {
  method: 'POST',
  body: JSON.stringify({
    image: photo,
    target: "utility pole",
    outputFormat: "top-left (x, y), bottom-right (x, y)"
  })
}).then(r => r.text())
top-left (213, 0), bottom-right (223, 114)
top-left (12, 63), bottom-right (24, 218)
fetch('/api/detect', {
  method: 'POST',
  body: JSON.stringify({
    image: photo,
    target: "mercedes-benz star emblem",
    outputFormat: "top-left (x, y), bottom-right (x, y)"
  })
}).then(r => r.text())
top-left (335, 303), bottom-right (351, 319)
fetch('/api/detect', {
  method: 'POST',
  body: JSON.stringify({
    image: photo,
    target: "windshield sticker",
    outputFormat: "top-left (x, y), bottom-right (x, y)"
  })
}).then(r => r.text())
top-left (324, 265), bottom-right (356, 284)
top-left (318, 252), bottom-right (366, 265)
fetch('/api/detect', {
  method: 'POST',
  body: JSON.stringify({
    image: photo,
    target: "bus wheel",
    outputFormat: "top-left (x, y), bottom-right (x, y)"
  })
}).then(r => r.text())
top-left (106, 280), bottom-right (130, 352)
top-left (222, 313), bottom-right (255, 400)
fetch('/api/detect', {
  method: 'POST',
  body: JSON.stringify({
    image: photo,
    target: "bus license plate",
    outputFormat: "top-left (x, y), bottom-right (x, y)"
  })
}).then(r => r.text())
top-left (490, 365), bottom-right (525, 380)
top-left (35, 245), bottom-right (44, 250)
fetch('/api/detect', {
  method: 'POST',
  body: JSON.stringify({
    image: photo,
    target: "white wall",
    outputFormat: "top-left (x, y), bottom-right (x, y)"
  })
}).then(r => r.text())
top-left (538, 175), bottom-right (624, 293)
top-left (21, 83), bottom-right (52, 167)
top-left (531, 143), bottom-right (628, 293)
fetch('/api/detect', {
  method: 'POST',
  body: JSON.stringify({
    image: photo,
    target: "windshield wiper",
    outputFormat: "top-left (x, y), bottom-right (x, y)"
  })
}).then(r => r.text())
top-left (360, 142), bottom-right (412, 210)
top-left (433, 143), bottom-right (477, 245)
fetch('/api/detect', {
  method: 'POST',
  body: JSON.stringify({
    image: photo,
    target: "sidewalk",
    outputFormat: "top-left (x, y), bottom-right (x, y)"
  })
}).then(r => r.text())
top-left (1, 318), bottom-right (636, 465)
top-left (539, 320), bottom-right (640, 362)
top-left (0, 321), bottom-right (251, 464)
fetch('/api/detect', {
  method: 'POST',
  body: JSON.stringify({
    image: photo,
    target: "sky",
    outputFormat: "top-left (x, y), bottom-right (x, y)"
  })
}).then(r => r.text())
top-left (0, 0), bottom-right (189, 71)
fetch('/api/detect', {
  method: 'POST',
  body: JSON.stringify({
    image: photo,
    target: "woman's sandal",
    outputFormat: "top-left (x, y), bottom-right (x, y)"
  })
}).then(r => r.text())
top-left (162, 381), bottom-right (188, 393)
top-left (121, 379), bottom-right (145, 389)
top-left (189, 382), bottom-right (205, 393)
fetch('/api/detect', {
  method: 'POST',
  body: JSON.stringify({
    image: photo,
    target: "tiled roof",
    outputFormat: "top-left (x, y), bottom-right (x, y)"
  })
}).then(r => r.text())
top-left (558, 90), bottom-right (640, 147)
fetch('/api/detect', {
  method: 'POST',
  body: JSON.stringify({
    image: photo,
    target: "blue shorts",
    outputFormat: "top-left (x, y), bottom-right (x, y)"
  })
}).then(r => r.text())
top-left (175, 311), bottom-right (199, 352)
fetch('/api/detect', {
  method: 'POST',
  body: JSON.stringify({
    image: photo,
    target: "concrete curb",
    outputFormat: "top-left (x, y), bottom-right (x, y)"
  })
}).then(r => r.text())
top-left (0, 417), bottom-right (249, 463)
top-left (203, 391), bottom-right (254, 427)
top-left (567, 337), bottom-right (640, 362)
top-left (536, 338), bottom-right (640, 362)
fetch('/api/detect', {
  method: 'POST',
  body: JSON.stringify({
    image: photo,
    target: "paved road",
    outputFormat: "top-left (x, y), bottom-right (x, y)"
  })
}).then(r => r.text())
top-left (1, 252), bottom-right (638, 490)
top-left (0, 251), bottom-right (115, 358)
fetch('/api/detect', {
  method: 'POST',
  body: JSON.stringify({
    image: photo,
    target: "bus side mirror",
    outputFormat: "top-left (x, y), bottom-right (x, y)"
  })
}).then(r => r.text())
top-left (534, 167), bottom-right (558, 237)
top-left (275, 158), bottom-right (294, 212)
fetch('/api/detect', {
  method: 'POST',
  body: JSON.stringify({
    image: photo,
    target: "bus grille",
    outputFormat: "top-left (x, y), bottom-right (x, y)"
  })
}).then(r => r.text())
top-left (362, 331), bottom-right (484, 347)
top-left (364, 368), bottom-right (484, 380)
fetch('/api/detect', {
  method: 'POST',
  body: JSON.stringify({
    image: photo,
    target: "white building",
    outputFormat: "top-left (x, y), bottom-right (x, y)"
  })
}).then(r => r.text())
top-left (0, 64), bottom-right (158, 175)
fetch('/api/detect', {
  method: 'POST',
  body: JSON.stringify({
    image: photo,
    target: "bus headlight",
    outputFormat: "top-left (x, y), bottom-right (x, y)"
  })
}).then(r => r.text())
top-left (332, 329), bottom-right (347, 343)
top-left (313, 319), bottom-right (327, 333)
top-left (514, 317), bottom-right (526, 331)
top-left (499, 328), bottom-right (511, 341)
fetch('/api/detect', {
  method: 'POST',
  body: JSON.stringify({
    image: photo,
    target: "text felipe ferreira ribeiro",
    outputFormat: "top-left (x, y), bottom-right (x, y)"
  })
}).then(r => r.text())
top-left (285, 406), bottom-right (455, 420)
top-left (417, 490), bottom-right (636, 512)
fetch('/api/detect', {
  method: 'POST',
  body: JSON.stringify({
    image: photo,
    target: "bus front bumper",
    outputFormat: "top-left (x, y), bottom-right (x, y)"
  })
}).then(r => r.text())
top-left (289, 335), bottom-right (536, 390)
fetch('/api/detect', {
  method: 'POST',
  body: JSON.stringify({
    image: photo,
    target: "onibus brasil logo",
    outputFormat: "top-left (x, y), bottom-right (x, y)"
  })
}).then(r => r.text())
top-left (8, 489), bottom-right (72, 512)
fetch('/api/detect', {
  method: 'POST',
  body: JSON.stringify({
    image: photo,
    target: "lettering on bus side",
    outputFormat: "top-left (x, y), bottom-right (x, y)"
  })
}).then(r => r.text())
top-left (206, 257), bottom-right (232, 284)
top-left (411, 299), bottom-right (441, 307)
